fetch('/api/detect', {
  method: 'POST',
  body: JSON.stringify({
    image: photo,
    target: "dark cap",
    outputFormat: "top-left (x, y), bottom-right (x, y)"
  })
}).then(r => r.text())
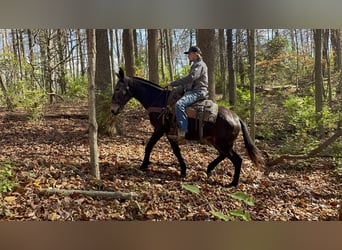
top-left (184, 46), bottom-right (202, 55)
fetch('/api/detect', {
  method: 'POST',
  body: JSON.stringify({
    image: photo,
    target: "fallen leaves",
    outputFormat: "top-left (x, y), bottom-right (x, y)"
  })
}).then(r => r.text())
top-left (0, 104), bottom-right (340, 221)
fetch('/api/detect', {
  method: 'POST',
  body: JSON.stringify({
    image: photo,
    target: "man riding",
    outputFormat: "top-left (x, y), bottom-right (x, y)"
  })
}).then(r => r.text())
top-left (166, 46), bottom-right (209, 141)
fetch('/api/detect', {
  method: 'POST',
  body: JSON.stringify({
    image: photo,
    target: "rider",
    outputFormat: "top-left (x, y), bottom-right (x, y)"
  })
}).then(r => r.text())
top-left (166, 46), bottom-right (209, 141)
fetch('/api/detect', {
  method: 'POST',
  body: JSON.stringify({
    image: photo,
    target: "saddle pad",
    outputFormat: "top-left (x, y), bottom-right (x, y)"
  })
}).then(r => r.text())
top-left (186, 99), bottom-right (218, 123)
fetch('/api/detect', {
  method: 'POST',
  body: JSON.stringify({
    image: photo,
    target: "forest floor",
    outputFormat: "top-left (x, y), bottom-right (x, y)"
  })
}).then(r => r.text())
top-left (0, 101), bottom-right (341, 221)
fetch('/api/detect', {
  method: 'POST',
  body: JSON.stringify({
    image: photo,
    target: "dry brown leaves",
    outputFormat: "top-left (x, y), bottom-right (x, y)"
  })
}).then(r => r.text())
top-left (0, 103), bottom-right (340, 221)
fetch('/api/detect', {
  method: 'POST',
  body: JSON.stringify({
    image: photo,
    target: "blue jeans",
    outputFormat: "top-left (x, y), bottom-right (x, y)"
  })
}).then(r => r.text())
top-left (175, 90), bottom-right (206, 132)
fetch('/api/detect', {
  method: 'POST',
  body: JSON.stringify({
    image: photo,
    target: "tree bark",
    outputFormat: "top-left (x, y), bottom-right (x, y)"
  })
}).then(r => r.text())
top-left (148, 29), bottom-right (159, 83)
top-left (39, 188), bottom-right (137, 200)
top-left (86, 29), bottom-right (100, 180)
top-left (95, 29), bottom-right (117, 136)
top-left (227, 29), bottom-right (236, 108)
top-left (122, 29), bottom-right (135, 76)
top-left (218, 29), bottom-right (226, 98)
top-left (247, 29), bottom-right (256, 141)
top-left (197, 29), bottom-right (216, 100)
top-left (164, 29), bottom-right (174, 81)
top-left (313, 29), bottom-right (324, 137)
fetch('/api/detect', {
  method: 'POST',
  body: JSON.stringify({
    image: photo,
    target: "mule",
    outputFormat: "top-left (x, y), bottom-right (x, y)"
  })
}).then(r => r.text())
top-left (111, 68), bottom-right (264, 187)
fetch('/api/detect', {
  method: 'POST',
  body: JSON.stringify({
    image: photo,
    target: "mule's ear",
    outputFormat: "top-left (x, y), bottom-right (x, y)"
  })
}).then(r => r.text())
top-left (118, 67), bottom-right (125, 79)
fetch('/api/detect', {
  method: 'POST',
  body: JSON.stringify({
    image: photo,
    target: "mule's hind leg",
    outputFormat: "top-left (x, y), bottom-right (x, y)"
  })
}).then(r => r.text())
top-left (206, 154), bottom-right (226, 177)
top-left (167, 138), bottom-right (187, 178)
top-left (226, 149), bottom-right (243, 187)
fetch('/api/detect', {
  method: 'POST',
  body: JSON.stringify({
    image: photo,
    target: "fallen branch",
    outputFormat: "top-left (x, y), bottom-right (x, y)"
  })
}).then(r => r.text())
top-left (39, 188), bottom-right (138, 200)
top-left (267, 129), bottom-right (342, 167)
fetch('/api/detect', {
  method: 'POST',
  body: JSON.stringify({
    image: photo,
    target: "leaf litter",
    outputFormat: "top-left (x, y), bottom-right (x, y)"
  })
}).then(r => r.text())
top-left (0, 103), bottom-right (340, 221)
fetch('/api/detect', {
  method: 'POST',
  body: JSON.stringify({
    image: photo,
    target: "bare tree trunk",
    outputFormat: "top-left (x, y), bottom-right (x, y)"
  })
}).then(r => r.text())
top-left (0, 74), bottom-right (13, 110)
top-left (247, 29), bottom-right (256, 141)
top-left (236, 29), bottom-right (245, 86)
top-left (40, 188), bottom-right (137, 200)
top-left (159, 29), bottom-right (166, 82)
top-left (77, 29), bottom-right (86, 77)
top-left (46, 30), bottom-right (54, 104)
top-left (313, 29), bottom-right (324, 137)
top-left (164, 29), bottom-right (174, 81)
top-left (197, 29), bottom-right (216, 100)
top-left (148, 29), bottom-right (159, 83)
top-left (115, 29), bottom-right (122, 67)
top-left (57, 29), bottom-right (67, 95)
top-left (122, 29), bottom-right (135, 76)
top-left (227, 29), bottom-right (236, 108)
top-left (95, 29), bottom-right (117, 136)
top-left (323, 29), bottom-right (332, 106)
top-left (218, 29), bottom-right (226, 98)
top-left (86, 29), bottom-right (100, 180)
top-left (109, 29), bottom-right (115, 89)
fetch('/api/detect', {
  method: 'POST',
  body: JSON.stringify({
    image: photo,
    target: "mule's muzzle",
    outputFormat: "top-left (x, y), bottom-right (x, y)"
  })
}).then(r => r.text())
top-left (110, 103), bottom-right (121, 115)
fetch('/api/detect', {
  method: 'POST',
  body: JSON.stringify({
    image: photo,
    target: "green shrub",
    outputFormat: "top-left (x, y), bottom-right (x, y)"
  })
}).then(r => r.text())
top-left (7, 80), bottom-right (46, 121)
top-left (0, 162), bottom-right (17, 193)
top-left (65, 75), bottom-right (88, 100)
top-left (283, 95), bottom-right (338, 153)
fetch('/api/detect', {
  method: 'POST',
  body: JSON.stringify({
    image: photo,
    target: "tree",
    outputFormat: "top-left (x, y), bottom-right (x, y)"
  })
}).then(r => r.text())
top-left (313, 29), bottom-right (324, 137)
top-left (227, 29), bottom-right (236, 108)
top-left (247, 29), bottom-right (256, 141)
top-left (122, 29), bottom-right (135, 76)
top-left (95, 29), bottom-right (117, 136)
top-left (164, 29), bottom-right (174, 81)
top-left (148, 29), bottom-right (159, 83)
top-left (197, 29), bottom-right (216, 100)
top-left (218, 29), bottom-right (227, 98)
top-left (86, 29), bottom-right (100, 180)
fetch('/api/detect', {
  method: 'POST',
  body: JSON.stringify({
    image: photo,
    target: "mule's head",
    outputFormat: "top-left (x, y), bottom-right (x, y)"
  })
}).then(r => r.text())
top-left (111, 68), bottom-right (133, 115)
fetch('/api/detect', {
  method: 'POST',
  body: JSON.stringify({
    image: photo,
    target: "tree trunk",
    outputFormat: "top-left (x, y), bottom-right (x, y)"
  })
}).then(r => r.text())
top-left (148, 29), bottom-right (159, 83)
top-left (159, 29), bottom-right (166, 82)
top-left (313, 29), bottom-right (324, 137)
top-left (56, 29), bottom-right (67, 95)
top-left (218, 29), bottom-right (226, 98)
top-left (0, 74), bottom-right (13, 110)
top-left (109, 29), bottom-right (115, 88)
top-left (122, 29), bottom-right (135, 77)
top-left (164, 29), bottom-right (174, 81)
top-left (40, 188), bottom-right (137, 200)
top-left (197, 29), bottom-right (216, 100)
top-left (86, 29), bottom-right (100, 180)
top-left (227, 29), bottom-right (236, 108)
top-left (236, 29), bottom-right (245, 86)
top-left (46, 30), bottom-right (54, 104)
top-left (115, 29), bottom-right (122, 67)
top-left (95, 29), bottom-right (117, 136)
top-left (247, 29), bottom-right (256, 141)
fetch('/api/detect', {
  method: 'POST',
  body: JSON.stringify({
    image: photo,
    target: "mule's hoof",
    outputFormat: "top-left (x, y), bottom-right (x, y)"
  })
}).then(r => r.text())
top-left (139, 166), bottom-right (148, 171)
top-left (227, 182), bottom-right (238, 188)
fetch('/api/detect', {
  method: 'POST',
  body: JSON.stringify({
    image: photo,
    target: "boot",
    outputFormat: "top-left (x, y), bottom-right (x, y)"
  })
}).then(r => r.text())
top-left (168, 129), bottom-right (186, 142)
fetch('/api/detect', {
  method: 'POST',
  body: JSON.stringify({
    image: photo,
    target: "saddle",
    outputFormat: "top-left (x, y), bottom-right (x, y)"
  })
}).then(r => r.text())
top-left (167, 86), bottom-right (218, 140)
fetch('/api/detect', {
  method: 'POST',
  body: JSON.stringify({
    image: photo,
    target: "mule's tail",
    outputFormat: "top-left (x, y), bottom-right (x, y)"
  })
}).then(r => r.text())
top-left (239, 119), bottom-right (264, 170)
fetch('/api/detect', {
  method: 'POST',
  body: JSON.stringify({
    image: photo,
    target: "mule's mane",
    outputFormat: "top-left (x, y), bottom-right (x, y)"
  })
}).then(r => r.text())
top-left (132, 77), bottom-right (165, 90)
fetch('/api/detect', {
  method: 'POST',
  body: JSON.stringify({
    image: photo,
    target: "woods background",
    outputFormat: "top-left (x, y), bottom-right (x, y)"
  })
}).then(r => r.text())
top-left (0, 29), bottom-right (341, 222)
top-left (0, 29), bottom-right (341, 153)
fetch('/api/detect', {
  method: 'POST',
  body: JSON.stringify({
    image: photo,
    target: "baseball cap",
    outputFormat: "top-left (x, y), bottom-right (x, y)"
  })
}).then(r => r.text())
top-left (184, 46), bottom-right (202, 54)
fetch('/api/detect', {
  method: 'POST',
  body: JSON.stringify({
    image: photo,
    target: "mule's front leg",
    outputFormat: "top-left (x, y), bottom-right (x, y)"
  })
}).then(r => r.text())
top-left (167, 138), bottom-right (187, 178)
top-left (140, 130), bottom-right (163, 171)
